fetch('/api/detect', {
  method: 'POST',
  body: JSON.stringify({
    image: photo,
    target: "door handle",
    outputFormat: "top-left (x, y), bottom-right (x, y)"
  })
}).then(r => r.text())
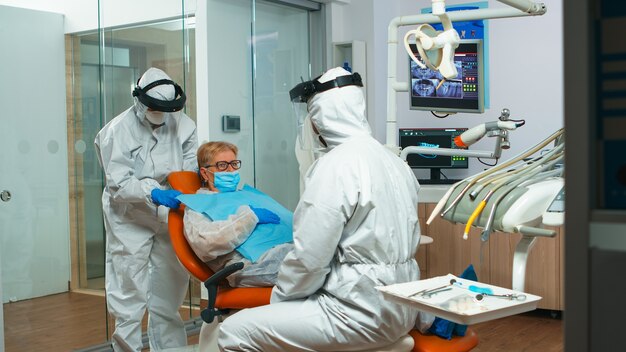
top-left (1, 190), bottom-right (11, 202)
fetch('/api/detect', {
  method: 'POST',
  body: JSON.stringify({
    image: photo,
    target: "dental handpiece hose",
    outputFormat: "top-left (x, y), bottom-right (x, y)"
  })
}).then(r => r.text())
top-left (454, 120), bottom-right (519, 148)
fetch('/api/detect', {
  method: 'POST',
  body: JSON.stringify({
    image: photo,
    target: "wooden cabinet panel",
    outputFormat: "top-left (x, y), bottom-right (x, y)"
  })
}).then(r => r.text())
top-left (488, 231), bottom-right (516, 289)
top-left (488, 227), bottom-right (562, 310)
top-left (422, 204), bottom-right (490, 281)
top-left (416, 203), bottom-right (428, 279)
top-left (559, 226), bottom-right (564, 310)
top-left (525, 226), bottom-right (561, 310)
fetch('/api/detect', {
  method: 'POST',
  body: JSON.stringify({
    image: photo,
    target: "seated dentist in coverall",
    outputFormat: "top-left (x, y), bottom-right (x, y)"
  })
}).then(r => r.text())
top-left (95, 67), bottom-right (197, 351)
top-left (218, 67), bottom-right (433, 351)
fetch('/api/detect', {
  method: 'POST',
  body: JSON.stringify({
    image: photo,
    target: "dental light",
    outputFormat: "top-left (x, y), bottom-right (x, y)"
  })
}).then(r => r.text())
top-left (404, 0), bottom-right (460, 79)
top-left (402, 0), bottom-right (546, 81)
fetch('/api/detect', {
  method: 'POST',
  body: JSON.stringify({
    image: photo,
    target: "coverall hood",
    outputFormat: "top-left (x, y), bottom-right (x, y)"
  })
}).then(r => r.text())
top-left (133, 67), bottom-right (177, 123)
top-left (308, 67), bottom-right (371, 153)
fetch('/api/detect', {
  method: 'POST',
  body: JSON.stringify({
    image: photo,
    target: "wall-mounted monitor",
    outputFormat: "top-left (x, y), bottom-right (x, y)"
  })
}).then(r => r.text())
top-left (409, 39), bottom-right (484, 114)
top-left (399, 128), bottom-right (468, 184)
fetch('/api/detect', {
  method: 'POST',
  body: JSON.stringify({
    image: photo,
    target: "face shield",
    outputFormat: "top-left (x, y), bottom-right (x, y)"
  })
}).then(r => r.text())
top-left (132, 79), bottom-right (186, 113)
top-left (132, 75), bottom-right (187, 125)
top-left (289, 71), bottom-right (364, 191)
top-left (289, 72), bottom-right (363, 147)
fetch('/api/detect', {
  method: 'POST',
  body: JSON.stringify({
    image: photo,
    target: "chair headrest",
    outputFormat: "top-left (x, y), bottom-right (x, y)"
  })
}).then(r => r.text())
top-left (168, 171), bottom-right (202, 194)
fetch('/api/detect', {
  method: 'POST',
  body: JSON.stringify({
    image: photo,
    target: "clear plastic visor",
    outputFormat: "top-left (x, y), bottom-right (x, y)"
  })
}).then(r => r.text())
top-left (292, 101), bottom-right (310, 146)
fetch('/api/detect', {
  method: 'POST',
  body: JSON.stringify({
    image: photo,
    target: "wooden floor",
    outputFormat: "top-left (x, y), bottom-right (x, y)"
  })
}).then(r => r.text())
top-left (3, 292), bottom-right (200, 351)
top-left (3, 292), bottom-right (562, 351)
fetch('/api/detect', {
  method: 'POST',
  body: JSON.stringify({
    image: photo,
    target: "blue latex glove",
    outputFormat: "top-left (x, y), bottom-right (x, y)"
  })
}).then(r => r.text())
top-left (428, 264), bottom-right (477, 339)
top-left (250, 206), bottom-right (280, 224)
top-left (151, 189), bottom-right (182, 209)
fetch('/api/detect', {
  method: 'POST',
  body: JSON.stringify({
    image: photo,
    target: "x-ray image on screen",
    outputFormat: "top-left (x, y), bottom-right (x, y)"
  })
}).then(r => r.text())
top-left (412, 79), bottom-right (437, 97)
top-left (411, 61), bottom-right (463, 98)
top-left (437, 79), bottom-right (463, 98)
top-left (408, 40), bottom-right (484, 113)
top-left (411, 63), bottom-right (438, 80)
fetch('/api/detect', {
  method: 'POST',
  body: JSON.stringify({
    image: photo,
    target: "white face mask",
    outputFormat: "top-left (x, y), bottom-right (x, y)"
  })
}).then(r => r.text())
top-left (145, 110), bottom-right (165, 125)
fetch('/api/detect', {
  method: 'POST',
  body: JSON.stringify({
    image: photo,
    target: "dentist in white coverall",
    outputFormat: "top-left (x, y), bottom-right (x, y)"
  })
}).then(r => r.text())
top-left (218, 67), bottom-right (432, 351)
top-left (95, 67), bottom-right (197, 351)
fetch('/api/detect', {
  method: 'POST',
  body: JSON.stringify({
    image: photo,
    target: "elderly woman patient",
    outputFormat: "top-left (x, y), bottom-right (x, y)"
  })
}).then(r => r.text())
top-left (181, 141), bottom-right (293, 287)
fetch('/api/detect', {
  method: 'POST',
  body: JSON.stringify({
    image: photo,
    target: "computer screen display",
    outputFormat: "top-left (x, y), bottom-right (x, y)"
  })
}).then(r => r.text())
top-left (399, 128), bottom-right (468, 184)
top-left (409, 40), bottom-right (483, 113)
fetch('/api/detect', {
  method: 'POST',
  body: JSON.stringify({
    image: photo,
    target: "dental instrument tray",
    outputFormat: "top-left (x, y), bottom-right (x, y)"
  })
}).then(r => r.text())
top-left (376, 274), bottom-right (541, 325)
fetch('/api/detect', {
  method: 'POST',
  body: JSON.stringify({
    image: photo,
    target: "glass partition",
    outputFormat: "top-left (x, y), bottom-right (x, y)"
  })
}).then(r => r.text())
top-left (206, 0), bottom-right (315, 211)
top-left (252, 1), bottom-right (311, 211)
top-left (66, 0), bottom-right (199, 347)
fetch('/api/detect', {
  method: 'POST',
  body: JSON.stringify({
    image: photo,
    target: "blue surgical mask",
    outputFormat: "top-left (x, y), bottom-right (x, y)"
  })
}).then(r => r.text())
top-left (213, 171), bottom-right (240, 192)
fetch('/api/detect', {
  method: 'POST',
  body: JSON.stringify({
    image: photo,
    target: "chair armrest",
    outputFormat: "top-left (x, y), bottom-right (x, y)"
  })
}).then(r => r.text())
top-left (204, 262), bottom-right (245, 288)
top-left (202, 262), bottom-right (245, 324)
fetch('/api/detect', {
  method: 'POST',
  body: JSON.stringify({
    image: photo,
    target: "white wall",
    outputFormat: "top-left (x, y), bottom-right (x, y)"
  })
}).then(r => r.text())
top-left (0, 0), bottom-right (196, 33)
top-left (326, 0), bottom-right (376, 129)
top-left (330, 0), bottom-right (564, 179)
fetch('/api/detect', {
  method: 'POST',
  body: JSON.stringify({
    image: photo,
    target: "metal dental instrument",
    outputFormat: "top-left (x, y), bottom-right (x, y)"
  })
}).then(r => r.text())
top-left (454, 282), bottom-right (528, 301)
top-left (474, 292), bottom-right (527, 301)
top-left (409, 279), bottom-right (457, 298)
top-left (421, 287), bottom-right (452, 298)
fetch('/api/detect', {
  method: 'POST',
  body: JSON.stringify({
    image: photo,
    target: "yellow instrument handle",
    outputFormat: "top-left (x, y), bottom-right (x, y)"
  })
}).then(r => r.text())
top-left (463, 200), bottom-right (486, 240)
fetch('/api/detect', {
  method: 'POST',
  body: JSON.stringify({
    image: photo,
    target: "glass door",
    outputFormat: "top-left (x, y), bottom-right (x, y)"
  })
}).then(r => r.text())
top-left (0, 5), bottom-right (70, 304)
top-left (69, 19), bottom-right (196, 293)
top-left (0, 5), bottom-right (71, 350)
top-left (206, 0), bottom-right (319, 211)
top-left (251, 0), bottom-right (312, 211)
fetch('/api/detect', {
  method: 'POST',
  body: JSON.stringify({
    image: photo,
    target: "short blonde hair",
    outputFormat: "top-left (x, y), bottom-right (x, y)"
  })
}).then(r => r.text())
top-left (197, 141), bottom-right (238, 168)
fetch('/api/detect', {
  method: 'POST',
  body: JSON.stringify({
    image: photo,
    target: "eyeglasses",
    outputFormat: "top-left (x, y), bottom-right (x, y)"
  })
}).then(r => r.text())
top-left (203, 160), bottom-right (242, 171)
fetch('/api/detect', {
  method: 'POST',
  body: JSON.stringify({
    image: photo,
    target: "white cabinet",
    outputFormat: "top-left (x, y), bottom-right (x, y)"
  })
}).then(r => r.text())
top-left (332, 40), bottom-right (367, 112)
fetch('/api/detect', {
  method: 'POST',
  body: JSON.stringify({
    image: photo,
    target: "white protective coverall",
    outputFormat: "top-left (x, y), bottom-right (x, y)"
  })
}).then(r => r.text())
top-left (94, 68), bottom-right (197, 351)
top-left (218, 67), bottom-right (430, 351)
top-left (183, 188), bottom-right (292, 287)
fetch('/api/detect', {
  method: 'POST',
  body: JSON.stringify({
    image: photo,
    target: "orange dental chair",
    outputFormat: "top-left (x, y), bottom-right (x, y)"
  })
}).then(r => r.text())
top-left (167, 171), bottom-right (478, 352)
top-left (167, 171), bottom-right (271, 324)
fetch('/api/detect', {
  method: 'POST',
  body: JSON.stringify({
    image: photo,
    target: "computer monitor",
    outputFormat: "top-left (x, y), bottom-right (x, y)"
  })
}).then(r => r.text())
top-left (408, 39), bottom-right (484, 113)
top-left (399, 128), bottom-right (468, 184)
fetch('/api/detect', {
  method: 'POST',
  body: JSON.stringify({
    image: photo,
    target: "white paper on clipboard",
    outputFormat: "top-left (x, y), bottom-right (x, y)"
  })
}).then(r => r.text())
top-left (376, 274), bottom-right (542, 325)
